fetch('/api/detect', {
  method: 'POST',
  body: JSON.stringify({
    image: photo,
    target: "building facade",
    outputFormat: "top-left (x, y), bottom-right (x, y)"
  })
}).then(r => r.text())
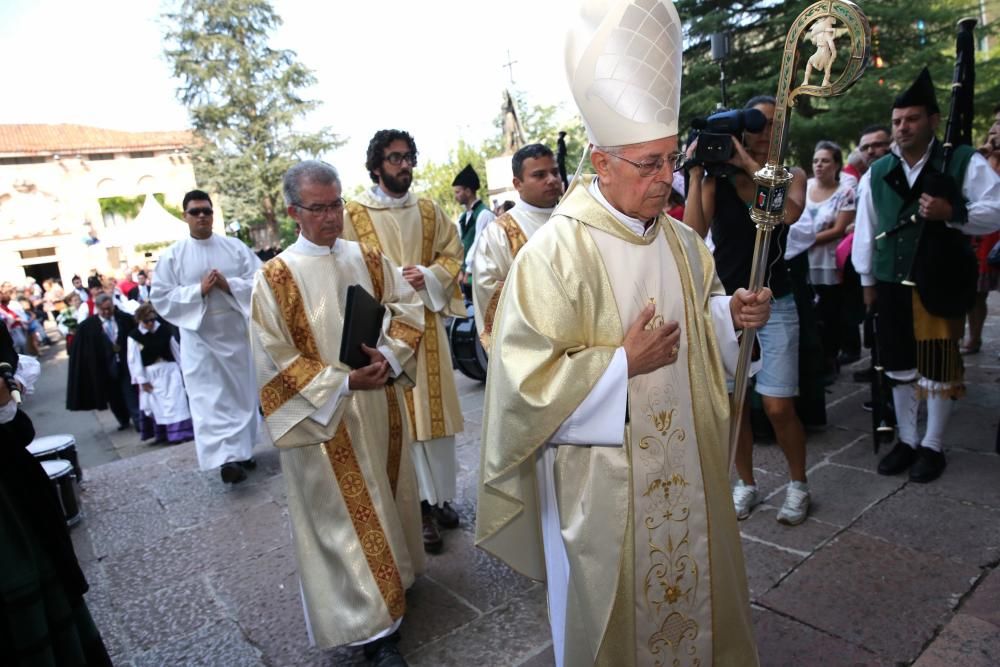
top-left (0, 124), bottom-right (203, 285)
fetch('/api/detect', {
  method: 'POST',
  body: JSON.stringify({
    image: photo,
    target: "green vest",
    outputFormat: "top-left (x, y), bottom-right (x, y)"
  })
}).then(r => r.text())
top-left (459, 200), bottom-right (488, 264)
top-left (870, 141), bottom-right (974, 284)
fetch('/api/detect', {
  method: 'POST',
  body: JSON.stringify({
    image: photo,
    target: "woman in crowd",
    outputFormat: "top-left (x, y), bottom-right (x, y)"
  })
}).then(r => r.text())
top-left (125, 303), bottom-right (193, 444)
top-left (58, 293), bottom-right (82, 350)
top-left (802, 140), bottom-right (856, 378)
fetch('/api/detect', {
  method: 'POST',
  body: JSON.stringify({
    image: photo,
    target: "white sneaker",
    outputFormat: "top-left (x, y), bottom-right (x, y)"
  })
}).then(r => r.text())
top-left (732, 481), bottom-right (760, 520)
top-left (776, 481), bottom-right (810, 526)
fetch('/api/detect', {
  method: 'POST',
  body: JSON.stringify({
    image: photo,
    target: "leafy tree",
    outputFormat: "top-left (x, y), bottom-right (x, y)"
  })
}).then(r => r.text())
top-left (163, 0), bottom-right (341, 247)
top-left (416, 92), bottom-right (589, 217)
top-left (676, 0), bottom-right (999, 169)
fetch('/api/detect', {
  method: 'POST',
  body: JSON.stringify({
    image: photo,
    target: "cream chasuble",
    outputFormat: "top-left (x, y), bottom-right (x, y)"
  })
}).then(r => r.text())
top-left (472, 202), bottom-right (554, 350)
top-left (476, 179), bottom-right (757, 666)
top-left (250, 237), bottom-right (426, 649)
top-left (343, 187), bottom-right (466, 505)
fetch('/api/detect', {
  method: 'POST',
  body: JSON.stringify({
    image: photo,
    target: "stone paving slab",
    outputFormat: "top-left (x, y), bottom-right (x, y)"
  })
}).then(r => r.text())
top-left (760, 530), bottom-right (982, 663)
top-left (50, 298), bottom-right (1000, 665)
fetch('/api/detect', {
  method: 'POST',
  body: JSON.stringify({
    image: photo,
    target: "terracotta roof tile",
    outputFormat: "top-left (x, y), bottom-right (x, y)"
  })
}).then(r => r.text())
top-left (0, 124), bottom-right (194, 156)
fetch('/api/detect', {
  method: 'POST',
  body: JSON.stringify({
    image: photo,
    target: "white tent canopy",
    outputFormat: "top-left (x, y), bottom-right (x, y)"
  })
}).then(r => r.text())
top-left (103, 193), bottom-right (189, 248)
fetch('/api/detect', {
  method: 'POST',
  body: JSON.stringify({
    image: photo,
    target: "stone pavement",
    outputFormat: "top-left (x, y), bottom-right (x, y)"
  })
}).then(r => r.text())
top-left (22, 295), bottom-right (999, 666)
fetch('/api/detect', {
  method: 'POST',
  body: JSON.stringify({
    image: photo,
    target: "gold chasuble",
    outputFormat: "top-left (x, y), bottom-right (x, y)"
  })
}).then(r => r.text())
top-left (476, 180), bottom-right (757, 666)
top-left (343, 191), bottom-right (465, 442)
top-left (251, 239), bottom-right (426, 648)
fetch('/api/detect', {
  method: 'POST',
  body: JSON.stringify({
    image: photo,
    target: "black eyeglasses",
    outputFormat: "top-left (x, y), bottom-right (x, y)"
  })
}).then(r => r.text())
top-left (293, 199), bottom-right (346, 215)
top-left (384, 151), bottom-right (417, 166)
top-left (185, 207), bottom-right (214, 217)
top-left (141, 318), bottom-right (157, 324)
top-left (604, 150), bottom-right (686, 177)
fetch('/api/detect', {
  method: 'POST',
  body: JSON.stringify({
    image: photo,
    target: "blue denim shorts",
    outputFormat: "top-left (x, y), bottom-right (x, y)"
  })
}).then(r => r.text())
top-left (726, 293), bottom-right (800, 398)
top-left (754, 293), bottom-right (799, 398)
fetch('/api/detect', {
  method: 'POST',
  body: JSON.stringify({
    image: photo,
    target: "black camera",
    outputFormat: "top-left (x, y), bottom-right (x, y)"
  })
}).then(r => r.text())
top-left (690, 108), bottom-right (767, 167)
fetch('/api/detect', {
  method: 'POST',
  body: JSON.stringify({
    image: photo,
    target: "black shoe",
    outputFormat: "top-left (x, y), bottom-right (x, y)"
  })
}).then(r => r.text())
top-left (853, 368), bottom-right (875, 383)
top-left (363, 634), bottom-right (407, 666)
top-left (877, 442), bottom-right (918, 476)
top-left (909, 447), bottom-right (946, 483)
top-left (238, 458), bottom-right (257, 470)
top-left (220, 462), bottom-right (248, 484)
top-left (421, 502), bottom-right (443, 554)
top-left (431, 502), bottom-right (460, 530)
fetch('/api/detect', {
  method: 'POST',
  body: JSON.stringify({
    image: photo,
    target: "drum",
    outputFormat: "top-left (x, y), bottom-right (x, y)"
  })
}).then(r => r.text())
top-left (448, 305), bottom-right (488, 382)
top-left (28, 434), bottom-right (82, 482)
top-left (40, 459), bottom-right (81, 527)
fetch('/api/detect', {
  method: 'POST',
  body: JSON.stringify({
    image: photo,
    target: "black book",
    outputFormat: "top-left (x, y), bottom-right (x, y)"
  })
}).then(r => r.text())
top-left (339, 284), bottom-right (386, 369)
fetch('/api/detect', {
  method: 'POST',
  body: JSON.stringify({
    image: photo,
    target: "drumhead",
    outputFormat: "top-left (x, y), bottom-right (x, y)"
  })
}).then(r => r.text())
top-left (40, 459), bottom-right (73, 479)
top-left (28, 434), bottom-right (76, 456)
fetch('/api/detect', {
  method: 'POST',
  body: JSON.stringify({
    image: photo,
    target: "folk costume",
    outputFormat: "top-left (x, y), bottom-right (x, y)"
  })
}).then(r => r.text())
top-left (150, 234), bottom-right (262, 470)
top-left (343, 187), bottom-right (465, 509)
top-left (0, 327), bottom-right (113, 667)
top-left (453, 164), bottom-right (496, 286)
top-left (471, 200), bottom-right (555, 349)
top-left (250, 234), bottom-right (425, 648)
top-left (476, 2), bottom-right (757, 665)
top-left (852, 68), bottom-right (1000, 479)
top-left (126, 321), bottom-right (194, 444)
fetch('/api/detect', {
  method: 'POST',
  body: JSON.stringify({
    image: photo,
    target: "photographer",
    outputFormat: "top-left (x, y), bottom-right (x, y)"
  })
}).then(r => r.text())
top-left (684, 95), bottom-right (811, 526)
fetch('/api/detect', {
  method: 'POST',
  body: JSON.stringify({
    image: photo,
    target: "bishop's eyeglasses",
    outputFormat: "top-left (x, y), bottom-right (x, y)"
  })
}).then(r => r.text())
top-left (604, 150), bottom-right (686, 177)
top-left (293, 199), bottom-right (346, 215)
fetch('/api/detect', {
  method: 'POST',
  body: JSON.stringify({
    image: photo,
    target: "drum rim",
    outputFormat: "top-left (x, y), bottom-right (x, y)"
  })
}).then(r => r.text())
top-left (40, 459), bottom-right (74, 475)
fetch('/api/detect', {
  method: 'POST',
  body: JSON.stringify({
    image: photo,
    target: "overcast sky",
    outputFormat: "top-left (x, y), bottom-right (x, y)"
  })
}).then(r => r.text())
top-left (0, 0), bottom-right (580, 187)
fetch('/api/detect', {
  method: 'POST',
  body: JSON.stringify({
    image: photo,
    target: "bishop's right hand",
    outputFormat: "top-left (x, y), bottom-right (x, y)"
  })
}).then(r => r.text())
top-left (348, 344), bottom-right (391, 390)
top-left (623, 304), bottom-right (681, 378)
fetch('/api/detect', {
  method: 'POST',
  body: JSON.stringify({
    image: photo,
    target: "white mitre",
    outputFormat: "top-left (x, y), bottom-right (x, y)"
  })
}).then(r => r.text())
top-left (566, 0), bottom-right (683, 147)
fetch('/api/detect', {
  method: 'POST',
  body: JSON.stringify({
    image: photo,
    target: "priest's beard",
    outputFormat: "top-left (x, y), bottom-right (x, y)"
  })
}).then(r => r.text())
top-left (381, 170), bottom-right (412, 196)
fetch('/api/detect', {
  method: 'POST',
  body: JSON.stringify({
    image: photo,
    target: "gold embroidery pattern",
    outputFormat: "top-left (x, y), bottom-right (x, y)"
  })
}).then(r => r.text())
top-left (260, 355), bottom-right (325, 417)
top-left (480, 280), bottom-right (505, 349)
top-left (421, 307), bottom-right (446, 438)
top-left (434, 255), bottom-right (462, 279)
top-left (404, 388), bottom-right (416, 433)
top-left (388, 320), bottom-right (422, 349)
top-left (384, 387), bottom-right (403, 497)
top-left (417, 199), bottom-right (436, 265)
top-left (262, 258), bottom-right (321, 359)
top-left (360, 243), bottom-right (384, 302)
top-left (346, 202), bottom-right (383, 253)
top-left (496, 213), bottom-right (528, 257)
top-left (637, 379), bottom-right (701, 664)
top-left (322, 423), bottom-right (406, 619)
top-left (416, 199), bottom-right (447, 438)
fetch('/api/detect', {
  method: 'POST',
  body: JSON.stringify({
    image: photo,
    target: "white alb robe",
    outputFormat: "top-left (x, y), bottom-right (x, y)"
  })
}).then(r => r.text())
top-left (150, 234), bottom-right (262, 469)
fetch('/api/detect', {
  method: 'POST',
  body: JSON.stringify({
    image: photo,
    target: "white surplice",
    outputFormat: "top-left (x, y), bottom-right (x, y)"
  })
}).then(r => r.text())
top-left (126, 322), bottom-right (191, 426)
top-left (150, 234), bottom-right (262, 469)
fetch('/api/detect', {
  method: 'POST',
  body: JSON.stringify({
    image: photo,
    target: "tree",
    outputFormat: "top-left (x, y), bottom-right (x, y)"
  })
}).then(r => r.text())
top-left (163, 0), bottom-right (341, 247)
top-left (676, 0), bottom-right (999, 169)
top-left (416, 92), bottom-right (589, 217)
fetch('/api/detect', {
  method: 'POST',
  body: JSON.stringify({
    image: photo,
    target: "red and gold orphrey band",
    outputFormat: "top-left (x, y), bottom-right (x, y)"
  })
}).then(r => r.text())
top-left (348, 198), bottom-right (450, 439)
top-left (322, 423), bottom-right (406, 619)
top-left (262, 256), bottom-right (406, 619)
top-left (260, 259), bottom-right (324, 417)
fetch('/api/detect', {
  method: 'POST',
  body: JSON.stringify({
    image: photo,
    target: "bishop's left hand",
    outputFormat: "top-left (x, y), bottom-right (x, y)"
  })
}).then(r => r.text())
top-left (730, 287), bottom-right (772, 330)
top-left (918, 194), bottom-right (953, 222)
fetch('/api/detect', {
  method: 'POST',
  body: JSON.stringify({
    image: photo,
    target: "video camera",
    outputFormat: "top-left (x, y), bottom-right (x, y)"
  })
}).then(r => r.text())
top-left (690, 108), bottom-right (767, 174)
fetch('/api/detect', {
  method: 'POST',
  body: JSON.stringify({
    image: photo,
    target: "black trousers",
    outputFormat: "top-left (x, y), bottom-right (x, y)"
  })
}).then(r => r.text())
top-left (107, 366), bottom-right (139, 428)
top-left (814, 284), bottom-right (844, 364)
